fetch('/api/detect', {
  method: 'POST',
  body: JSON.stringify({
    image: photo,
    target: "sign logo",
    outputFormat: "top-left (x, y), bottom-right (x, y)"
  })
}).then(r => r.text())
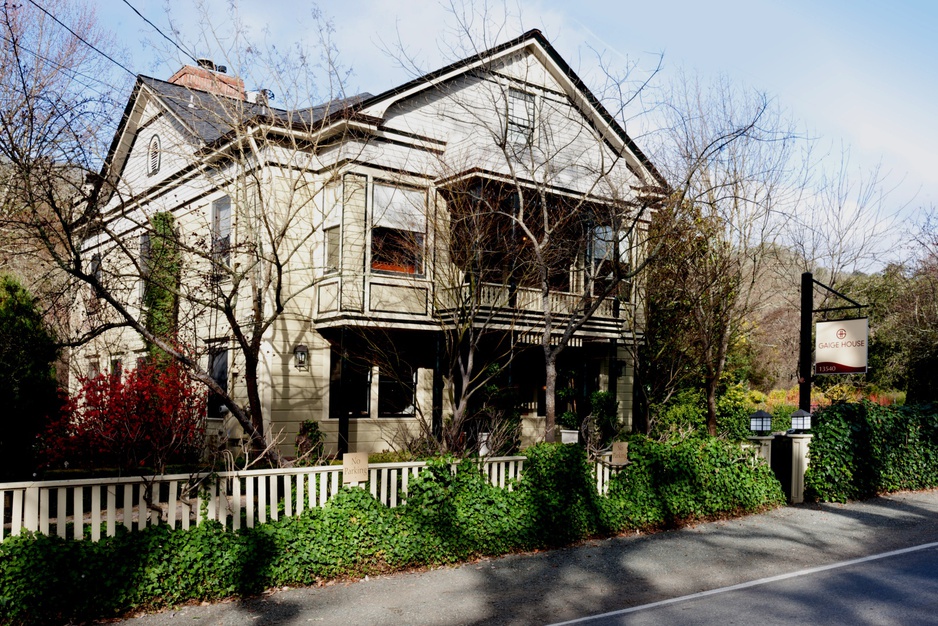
top-left (836, 328), bottom-right (847, 339)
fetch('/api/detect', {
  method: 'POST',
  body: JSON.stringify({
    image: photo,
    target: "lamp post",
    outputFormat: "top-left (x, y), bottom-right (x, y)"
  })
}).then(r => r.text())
top-left (748, 410), bottom-right (774, 465)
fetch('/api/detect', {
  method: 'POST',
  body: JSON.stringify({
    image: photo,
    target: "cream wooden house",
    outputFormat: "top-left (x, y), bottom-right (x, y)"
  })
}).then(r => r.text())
top-left (78, 30), bottom-right (663, 455)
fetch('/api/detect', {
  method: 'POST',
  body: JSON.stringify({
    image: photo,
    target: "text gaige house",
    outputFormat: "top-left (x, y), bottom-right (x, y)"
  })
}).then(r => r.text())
top-left (78, 30), bottom-right (663, 454)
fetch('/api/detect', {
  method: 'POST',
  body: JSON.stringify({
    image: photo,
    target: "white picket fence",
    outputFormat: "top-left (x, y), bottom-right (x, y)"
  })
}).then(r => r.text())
top-left (0, 454), bottom-right (618, 543)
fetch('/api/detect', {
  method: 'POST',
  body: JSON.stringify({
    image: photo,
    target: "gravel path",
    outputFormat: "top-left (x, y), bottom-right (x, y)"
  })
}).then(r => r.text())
top-left (111, 490), bottom-right (938, 625)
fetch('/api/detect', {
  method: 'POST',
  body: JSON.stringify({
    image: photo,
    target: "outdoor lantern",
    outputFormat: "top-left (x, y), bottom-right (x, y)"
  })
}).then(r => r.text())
top-left (294, 344), bottom-right (309, 370)
top-left (791, 409), bottom-right (812, 431)
top-left (749, 410), bottom-right (772, 434)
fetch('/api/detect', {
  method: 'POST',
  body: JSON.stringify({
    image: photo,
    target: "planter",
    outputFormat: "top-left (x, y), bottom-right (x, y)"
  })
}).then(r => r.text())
top-left (560, 429), bottom-right (579, 444)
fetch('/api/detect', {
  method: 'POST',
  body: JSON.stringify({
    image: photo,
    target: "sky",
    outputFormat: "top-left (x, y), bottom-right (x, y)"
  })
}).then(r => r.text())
top-left (95, 0), bottom-right (938, 247)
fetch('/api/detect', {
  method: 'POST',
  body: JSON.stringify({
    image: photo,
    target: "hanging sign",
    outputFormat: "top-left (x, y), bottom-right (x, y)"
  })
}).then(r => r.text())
top-left (815, 318), bottom-right (868, 375)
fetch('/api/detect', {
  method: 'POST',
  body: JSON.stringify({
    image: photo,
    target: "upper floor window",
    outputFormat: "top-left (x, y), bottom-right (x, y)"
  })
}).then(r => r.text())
top-left (506, 88), bottom-right (535, 147)
top-left (207, 344), bottom-right (229, 419)
top-left (322, 186), bottom-right (341, 273)
top-left (212, 195), bottom-right (231, 272)
top-left (590, 225), bottom-right (631, 299)
top-left (89, 252), bottom-right (103, 284)
top-left (371, 184), bottom-right (426, 275)
top-left (324, 226), bottom-right (340, 273)
top-left (147, 135), bottom-right (161, 176)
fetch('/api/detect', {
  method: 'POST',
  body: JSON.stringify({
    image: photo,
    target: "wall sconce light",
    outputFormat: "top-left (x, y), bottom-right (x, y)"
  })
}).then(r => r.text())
top-left (294, 344), bottom-right (309, 370)
top-left (791, 409), bottom-right (812, 431)
top-left (749, 410), bottom-right (772, 434)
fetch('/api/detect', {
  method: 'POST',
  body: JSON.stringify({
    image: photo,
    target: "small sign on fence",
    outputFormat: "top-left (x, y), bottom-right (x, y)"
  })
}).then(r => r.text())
top-left (342, 452), bottom-right (369, 484)
top-left (611, 441), bottom-right (629, 466)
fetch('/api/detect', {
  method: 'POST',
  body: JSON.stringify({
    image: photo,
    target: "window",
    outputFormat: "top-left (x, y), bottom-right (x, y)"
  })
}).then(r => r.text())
top-left (211, 195), bottom-right (231, 273)
top-left (109, 358), bottom-right (123, 378)
top-left (89, 252), bottom-right (102, 283)
top-left (147, 135), bottom-right (161, 176)
top-left (506, 88), bottom-right (535, 147)
top-left (590, 225), bottom-right (631, 298)
top-left (139, 231), bottom-right (151, 300)
top-left (207, 345), bottom-right (229, 419)
top-left (86, 356), bottom-right (100, 378)
top-left (324, 226), bottom-right (340, 273)
top-left (371, 184), bottom-right (425, 274)
top-left (333, 359), bottom-right (371, 418)
top-left (86, 252), bottom-right (103, 313)
top-left (378, 363), bottom-right (416, 417)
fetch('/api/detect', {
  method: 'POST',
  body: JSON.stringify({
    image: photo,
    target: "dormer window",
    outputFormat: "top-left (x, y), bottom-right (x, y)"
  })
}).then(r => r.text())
top-left (147, 135), bottom-right (161, 176)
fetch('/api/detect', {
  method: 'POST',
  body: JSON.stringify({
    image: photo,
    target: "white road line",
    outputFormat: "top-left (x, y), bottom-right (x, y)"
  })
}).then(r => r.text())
top-left (549, 541), bottom-right (938, 625)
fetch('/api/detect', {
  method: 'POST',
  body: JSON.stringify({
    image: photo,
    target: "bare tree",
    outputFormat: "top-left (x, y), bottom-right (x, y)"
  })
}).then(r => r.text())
top-left (1, 4), bottom-right (365, 459)
top-left (0, 0), bottom-right (125, 345)
top-left (647, 74), bottom-right (804, 436)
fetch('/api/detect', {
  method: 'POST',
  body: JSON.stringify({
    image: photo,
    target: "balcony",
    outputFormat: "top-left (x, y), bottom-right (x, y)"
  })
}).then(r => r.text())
top-left (435, 282), bottom-right (629, 339)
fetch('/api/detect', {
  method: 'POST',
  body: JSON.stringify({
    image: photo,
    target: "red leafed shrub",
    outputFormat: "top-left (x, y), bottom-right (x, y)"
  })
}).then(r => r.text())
top-left (42, 363), bottom-right (206, 473)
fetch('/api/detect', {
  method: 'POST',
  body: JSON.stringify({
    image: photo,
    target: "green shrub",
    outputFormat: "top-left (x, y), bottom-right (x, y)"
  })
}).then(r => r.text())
top-left (805, 401), bottom-right (938, 502)
top-left (652, 384), bottom-right (760, 442)
top-left (590, 390), bottom-right (620, 446)
top-left (295, 420), bottom-right (325, 461)
top-left (0, 439), bottom-right (786, 624)
top-left (516, 443), bottom-right (603, 545)
top-left (771, 404), bottom-right (795, 432)
top-left (604, 434), bottom-right (783, 528)
top-left (651, 388), bottom-right (707, 438)
top-left (716, 383), bottom-right (756, 442)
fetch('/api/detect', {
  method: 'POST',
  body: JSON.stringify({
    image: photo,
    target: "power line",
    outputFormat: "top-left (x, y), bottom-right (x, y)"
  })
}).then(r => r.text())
top-left (120, 0), bottom-right (200, 65)
top-left (24, 0), bottom-right (136, 77)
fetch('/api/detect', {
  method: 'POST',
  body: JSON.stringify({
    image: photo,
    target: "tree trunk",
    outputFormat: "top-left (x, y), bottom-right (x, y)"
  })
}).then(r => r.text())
top-left (544, 350), bottom-right (557, 443)
top-left (243, 354), bottom-right (267, 453)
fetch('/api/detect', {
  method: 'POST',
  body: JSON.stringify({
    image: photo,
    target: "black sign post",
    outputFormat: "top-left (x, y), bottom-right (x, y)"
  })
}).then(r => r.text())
top-left (799, 272), bottom-right (868, 412)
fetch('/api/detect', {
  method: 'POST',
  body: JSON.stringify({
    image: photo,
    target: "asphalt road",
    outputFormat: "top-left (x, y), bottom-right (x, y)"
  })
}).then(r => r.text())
top-left (111, 490), bottom-right (938, 625)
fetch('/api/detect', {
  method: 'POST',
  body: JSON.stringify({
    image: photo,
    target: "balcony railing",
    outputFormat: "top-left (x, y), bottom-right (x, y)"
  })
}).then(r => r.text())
top-left (438, 282), bottom-right (620, 320)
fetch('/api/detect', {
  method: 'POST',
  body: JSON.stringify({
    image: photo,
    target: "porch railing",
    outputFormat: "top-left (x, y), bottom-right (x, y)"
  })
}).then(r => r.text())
top-left (438, 283), bottom-right (619, 319)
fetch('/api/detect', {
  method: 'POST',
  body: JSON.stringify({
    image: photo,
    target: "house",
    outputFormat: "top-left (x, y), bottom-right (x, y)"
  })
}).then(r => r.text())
top-left (76, 30), bottom-right (664, 456)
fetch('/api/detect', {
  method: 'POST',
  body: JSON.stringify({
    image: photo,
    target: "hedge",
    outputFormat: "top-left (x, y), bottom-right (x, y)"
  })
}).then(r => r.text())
top-left (0, 439), bottom-right (783, 625)
top-left (804, 401), bottom-right (938, 503)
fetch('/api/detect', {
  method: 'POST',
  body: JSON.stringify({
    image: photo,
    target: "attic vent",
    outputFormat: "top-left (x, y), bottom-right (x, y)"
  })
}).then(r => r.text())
top-left (147, 134), bottom-right (161, 176)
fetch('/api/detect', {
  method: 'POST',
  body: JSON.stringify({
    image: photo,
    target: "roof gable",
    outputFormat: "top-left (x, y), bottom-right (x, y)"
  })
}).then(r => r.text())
top-left (355, 30), bottom-right (664, 187)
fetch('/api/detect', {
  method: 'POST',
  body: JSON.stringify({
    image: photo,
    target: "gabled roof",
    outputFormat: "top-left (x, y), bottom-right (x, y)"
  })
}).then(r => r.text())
top-left (97, 74), bottom-right (370, 203)
top-left (96, 29), bottom-right (664, 203)
top-left (351, 29), bottom-right (666, 188)
top-left (139, 76), bottom-right (373, 144)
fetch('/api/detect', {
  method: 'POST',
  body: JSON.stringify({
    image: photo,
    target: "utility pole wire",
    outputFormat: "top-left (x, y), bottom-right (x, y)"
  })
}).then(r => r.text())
top-left (120, 0), bottom-right (200, 65)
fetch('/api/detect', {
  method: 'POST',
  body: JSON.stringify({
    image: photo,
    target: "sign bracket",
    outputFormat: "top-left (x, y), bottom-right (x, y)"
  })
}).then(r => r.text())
top-left (799, 272), bottom-right (869, 412)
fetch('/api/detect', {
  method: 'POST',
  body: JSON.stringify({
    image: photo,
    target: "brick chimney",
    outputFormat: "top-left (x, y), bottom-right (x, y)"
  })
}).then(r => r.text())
top-left (167, 59), bottom-right (245, 100)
